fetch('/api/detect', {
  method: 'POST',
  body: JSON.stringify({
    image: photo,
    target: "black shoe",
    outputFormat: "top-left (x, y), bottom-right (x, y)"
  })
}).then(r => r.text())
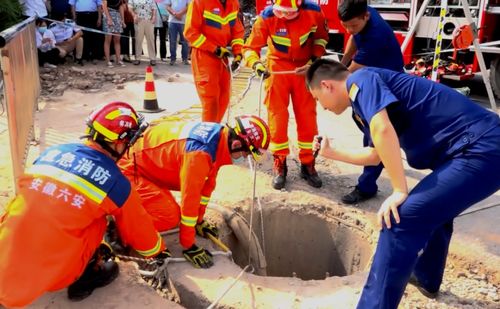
top-left (76, 58), bottom-right (84, 66)
top-left (300, 161), bottom-right (322, 188)
top-left (104, 219), bottom-right (128, 255)
top-left (272, 155), bottom-right (287, 190)
top-left (341, 187), bottom-right (376, 204)
top-left (408, 274), bottom-right (439, 299)
top-left (67, 259), bottom-right (119, 301)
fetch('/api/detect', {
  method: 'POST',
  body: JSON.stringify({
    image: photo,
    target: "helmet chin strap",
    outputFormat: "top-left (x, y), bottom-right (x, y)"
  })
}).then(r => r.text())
top-left (228, 127), bottom-right (248, 154)
top-left (97, 139), bottom-right (127, 161)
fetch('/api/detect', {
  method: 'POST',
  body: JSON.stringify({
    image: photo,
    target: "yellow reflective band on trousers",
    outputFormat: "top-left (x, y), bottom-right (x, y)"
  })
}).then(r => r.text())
top-left (181, 214), bottom-right (198, 227)
top-left (136, 233), bottom-right (163, 257)
top-left (298, 141), bottom-right (313, 150)
top-left (200, 196), bottom-right (210, 206)
top-left (28, 164), bottom-right (106, 203)
top-left (269, 141), bottom-right (289, 152)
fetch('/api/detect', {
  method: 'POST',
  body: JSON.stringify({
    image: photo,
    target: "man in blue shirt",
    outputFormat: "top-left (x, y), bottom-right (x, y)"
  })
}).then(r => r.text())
top-left (69, 0), bottom-right (103, 63)
top-left (338, 0), bottom-right (404, 204)
top-left (306, 59), bottom-right (500, 309)
top-left (165, 0), bottom-right (190, 65)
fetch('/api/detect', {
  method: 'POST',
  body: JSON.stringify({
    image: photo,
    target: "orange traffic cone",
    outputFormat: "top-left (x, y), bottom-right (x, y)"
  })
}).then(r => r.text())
top-left (141, 65), bottom-right (164, 113)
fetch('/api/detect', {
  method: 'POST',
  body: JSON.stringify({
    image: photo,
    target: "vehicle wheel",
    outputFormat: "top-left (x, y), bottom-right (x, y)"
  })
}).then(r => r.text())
top-left (490, 56), bottom-right (500, 99)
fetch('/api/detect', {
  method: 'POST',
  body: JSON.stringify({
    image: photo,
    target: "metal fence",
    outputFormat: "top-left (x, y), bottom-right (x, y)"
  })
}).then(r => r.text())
top-left (0, 16), bottom-right (40, 192)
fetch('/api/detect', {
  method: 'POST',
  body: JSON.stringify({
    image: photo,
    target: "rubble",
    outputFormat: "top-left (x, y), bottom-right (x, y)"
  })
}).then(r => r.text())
top-left (39, 66), bottom-right (144, 97)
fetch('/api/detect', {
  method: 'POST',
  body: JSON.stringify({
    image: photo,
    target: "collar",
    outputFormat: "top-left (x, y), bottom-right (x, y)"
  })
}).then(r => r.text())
top-left (215, 127), bottom-right (233, 167)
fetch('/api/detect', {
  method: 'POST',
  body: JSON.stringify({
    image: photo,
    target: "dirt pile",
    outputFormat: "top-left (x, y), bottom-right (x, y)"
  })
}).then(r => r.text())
top-left (39, 66), bottom-right (144, 97)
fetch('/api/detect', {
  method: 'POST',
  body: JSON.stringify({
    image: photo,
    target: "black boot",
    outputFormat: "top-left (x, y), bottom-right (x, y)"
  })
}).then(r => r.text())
top-left (104, 218), bottom-right (129, 255)
top-left (408, 274), bottom-right (439, 299)
top-left (300, 160), bottom-right (322, 188)
top-left (341, 186), bottom-right (376, 204)
top-left (272, 155), bottom-right (287, 190)
top-left (67, 246), bottom-right (119, 301)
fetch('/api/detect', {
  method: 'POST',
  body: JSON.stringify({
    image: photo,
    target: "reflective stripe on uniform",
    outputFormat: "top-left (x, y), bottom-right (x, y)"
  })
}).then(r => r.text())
top-left (28, 164), bottom-right (106, 203)
top-left (200, 196), bottom-right (210, 206)
top-left (181, 214), bottom-right (198, 227)
top-left (136, 233), bottom-right (163, 256)
top-left (299, 26), bottom-right (317, 45)
top-left (192, 34), bottom-right (207, 48)
top-left (298, 141), bottom-right (313, 150)
top-left (269, 141), bottom-right (289, 152)
top-left (271, 35), bottom-right (291, 47)
top-left (203, 10), bottom-right (238, 26)
top-left (231, 38), bottom-right (244, 47)
top-left (314, 39), bottom-right (328, 48)
top-left (244, 50), bottom-right (260, 68)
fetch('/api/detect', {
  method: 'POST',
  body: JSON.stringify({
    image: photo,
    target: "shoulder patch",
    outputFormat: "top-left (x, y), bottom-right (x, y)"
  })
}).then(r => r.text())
top-left (261, 6), bottom-right (275, 19)
top-left (185, 123), bottom-right (223, 162)
top-left (349, 83), bottom-right (360, 102)
top-left (302, 1), bottom-right (321, 12)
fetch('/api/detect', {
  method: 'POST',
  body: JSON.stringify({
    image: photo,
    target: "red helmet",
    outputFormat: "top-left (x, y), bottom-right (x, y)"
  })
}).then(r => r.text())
top-left (234, 115), bottom-right (270, 161)
top-left (85, 101), bottom-right (145, 144)
top-left (273, 0), bottom-right (302, 11)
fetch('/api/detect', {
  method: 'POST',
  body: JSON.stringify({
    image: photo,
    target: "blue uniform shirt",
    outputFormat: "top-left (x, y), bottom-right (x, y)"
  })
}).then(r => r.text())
top-left (353, 6), bottom-right (404, 72)
top-left (347, 67), bottom-right (500, 170)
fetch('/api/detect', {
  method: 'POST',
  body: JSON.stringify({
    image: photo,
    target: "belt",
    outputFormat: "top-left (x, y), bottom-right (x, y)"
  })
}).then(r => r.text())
top-left (76, 11), bottom-right (98, 14)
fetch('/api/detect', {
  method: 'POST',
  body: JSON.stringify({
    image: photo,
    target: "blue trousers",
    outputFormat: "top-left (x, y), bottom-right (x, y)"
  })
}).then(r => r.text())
top-left (357, 126), bottom-right (500, 309)
top-left (358, 135), bottom-right (383, 195)
top-left (168, 22), bottom-right (188, 62)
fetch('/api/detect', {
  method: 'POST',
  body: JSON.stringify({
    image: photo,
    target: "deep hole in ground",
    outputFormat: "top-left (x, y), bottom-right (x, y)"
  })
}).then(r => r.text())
top-left (222, 205), bottom-right (374, 281)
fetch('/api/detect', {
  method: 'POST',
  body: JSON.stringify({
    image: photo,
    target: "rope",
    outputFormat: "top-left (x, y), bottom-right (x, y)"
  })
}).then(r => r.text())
top-left (226, 60), bottom-right (234, 124)
top-left (0, 79), bottom-right (5, 117)
top-left (206, 265), bottom-right (252, 309)
top-left (247, 74), bottom-right (266, 266)
top-left (116, 250), bottom-right (232, 278)
top-left (256, 74), bottom-right (266, 257)
top-left (457, 202), bottom-right (500, 218)
top-left (206, 73), bottom-right (267, 308)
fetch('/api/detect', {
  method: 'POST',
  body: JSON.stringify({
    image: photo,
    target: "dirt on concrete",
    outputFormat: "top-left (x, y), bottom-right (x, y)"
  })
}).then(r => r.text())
top-left (0, 62), bottom-right (498, 308)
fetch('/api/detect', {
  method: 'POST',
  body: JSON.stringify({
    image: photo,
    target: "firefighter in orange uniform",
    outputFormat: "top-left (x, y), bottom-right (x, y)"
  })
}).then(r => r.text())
top-left (243, 0), bottom-right (328, 190)
top-left (118, 115), bottom-right (270, 268)
top-left (0, 102), bottom-right (166, 308)
top-left (183, 0), bottom-right (245, 122)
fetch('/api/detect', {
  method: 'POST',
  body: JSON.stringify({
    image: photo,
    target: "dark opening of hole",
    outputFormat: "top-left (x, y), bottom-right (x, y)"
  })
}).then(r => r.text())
top-left (224, 207), bottom-right (373, 280)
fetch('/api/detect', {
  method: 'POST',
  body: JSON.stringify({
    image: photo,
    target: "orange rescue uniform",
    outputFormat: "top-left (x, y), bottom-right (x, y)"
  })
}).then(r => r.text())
top-left (118, 121), bottom-right (232, 249)
top-left (243, 2), bottom-right (328, 163)
top-left (0, 143), bottom-right (164, 308)
top-left (184, 0), bottom-right (245, 122)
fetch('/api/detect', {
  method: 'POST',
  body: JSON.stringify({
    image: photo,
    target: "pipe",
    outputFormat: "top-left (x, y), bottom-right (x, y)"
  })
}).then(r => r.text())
top-left (208, 203), bottom-right (268, 275)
